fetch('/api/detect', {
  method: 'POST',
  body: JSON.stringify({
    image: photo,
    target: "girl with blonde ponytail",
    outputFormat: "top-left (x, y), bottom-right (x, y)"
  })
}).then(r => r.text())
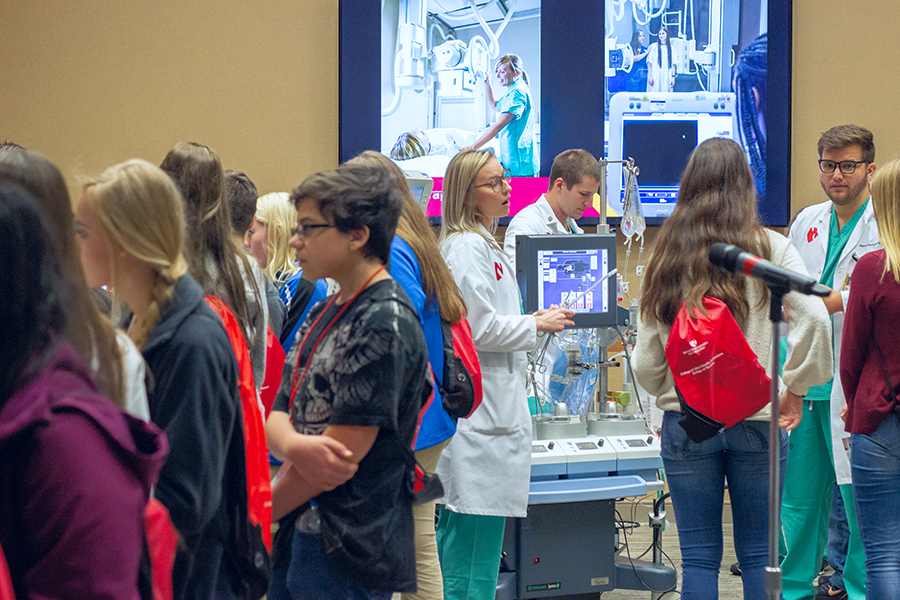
top-left (76, 159), bottom-right (249, 599)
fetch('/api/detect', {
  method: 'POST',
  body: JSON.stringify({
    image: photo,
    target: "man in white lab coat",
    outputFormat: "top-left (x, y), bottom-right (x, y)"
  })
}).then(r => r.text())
top-left (502, 149), bottom-right (603, 270)
top-left (782, 124), bottom-right (880, 600)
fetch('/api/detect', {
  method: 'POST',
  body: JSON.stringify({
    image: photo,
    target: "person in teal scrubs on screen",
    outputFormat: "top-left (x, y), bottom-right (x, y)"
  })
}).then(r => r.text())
top-left (464, 54), bottom-right (539, 177)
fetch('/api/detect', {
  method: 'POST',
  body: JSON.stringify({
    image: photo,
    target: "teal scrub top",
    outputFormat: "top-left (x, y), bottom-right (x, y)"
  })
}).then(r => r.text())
top-left (805, 199), bottom-right (869, 401)
top-left (495, 79), bottom-right (539, 177)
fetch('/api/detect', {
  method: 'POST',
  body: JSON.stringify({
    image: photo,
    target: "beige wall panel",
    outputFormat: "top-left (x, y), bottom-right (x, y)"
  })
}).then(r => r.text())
top-left (791, 1), bottom-right (900, 215)
top-left (0, 0), bottom-right (339, 197)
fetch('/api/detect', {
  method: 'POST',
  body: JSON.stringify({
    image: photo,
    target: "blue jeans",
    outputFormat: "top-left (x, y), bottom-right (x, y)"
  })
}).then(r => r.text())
top-left (267, 526), bottom-right (392, 600)
top-left (851, 415), bottom-right (900, 599)
top-left (826, 481), bottom-right (849, 590)
top-left (661, 411), bottom-right (788, 600)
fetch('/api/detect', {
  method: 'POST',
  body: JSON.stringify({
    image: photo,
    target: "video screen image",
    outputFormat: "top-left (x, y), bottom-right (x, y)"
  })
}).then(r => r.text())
top-left (537, 249), bottom-right (610, 314)
top-left (378, 0), bottom-right (774, 222)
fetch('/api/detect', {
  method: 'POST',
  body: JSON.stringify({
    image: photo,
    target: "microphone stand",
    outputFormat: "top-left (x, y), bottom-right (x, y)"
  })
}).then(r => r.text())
top-left (764, 281), bottom-right (829, 600)
top-left (765, 282), bottom-right (789, 600)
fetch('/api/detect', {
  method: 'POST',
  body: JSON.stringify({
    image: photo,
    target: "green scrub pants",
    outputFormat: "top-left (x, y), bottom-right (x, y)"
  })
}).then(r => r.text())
top-left (781, 400), bottom-right (866, 599)
top-left (435, 508), bottom-right (506, 600)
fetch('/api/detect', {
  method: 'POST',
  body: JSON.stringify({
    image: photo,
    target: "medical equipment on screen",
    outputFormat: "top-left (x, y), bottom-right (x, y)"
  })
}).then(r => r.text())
top-left (604, 38), bottom-right (635, 77)
top-left (383, 0), bottom-right (517, 118)
top-left (606, 91), bottom-right (738, 220)
top-left (605, 0), bottom-right (736, 93)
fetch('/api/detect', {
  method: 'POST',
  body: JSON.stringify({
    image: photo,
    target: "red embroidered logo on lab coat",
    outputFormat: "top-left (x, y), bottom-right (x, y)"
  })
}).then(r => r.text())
top-left (807, 227), bottom-right (818, 243)
top-left (494, 262), bottom-right (503, 281)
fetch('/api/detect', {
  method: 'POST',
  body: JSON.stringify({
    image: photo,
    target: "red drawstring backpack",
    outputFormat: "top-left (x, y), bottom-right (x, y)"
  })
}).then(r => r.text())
top-left (665, 297), bottom-right (771, 442)
top-left (205, 296), bottom-right (272, 550)
top-left (259, 326), bottom-right (286, 419)
top-left (206, 297), bottom-right (272, 598)
top-left (438, 317), bottom-right (483, 419)
top-left (143, 499), bottom-right (178, 600)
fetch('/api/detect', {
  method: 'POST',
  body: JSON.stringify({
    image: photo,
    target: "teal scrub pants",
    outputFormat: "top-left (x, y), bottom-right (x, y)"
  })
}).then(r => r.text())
top-left (781, 400), bottom-right (866, 599)
top-left (435, 508), bottom-right (506, 600)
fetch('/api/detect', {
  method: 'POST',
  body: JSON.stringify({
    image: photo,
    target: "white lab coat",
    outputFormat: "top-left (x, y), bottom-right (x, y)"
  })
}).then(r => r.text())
top-left (788, 200), bottom-right (881, 484)
top-left (502, 194), bottom-right (583, 271)
top-left (437, 226), bottom-right (537, 517)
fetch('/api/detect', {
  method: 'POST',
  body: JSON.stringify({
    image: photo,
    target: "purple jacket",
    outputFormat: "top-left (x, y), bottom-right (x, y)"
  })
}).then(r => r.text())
top-left (0, 340), bottom-right (168, 600)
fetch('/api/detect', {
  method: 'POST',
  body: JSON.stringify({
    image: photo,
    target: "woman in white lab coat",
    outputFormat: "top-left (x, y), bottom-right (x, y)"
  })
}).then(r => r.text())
top-left (435, 150), bottom-right (573, 599)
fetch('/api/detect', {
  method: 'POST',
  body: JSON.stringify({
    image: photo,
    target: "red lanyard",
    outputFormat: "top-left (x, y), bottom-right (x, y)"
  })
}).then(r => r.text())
top-left (288, 265), bottom-right (386, 409)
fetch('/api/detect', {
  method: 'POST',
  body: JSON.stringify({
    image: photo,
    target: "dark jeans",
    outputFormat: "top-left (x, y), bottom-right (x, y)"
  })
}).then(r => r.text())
top-left (267, 525), bottom-right (393, 600)
top-left (661, 411), bottom-right (788, 600)
top-left (851, 415), bottom-right (900, 599)
top-left (826, 481), bottom-right (849, 589)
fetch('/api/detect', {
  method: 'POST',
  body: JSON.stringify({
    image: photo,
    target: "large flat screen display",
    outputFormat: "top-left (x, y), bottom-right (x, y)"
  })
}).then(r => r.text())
top-left (340, 1), bottom-right (791, 226)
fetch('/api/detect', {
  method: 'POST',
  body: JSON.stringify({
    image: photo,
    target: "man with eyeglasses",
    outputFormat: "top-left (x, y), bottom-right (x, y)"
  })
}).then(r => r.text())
top-left (502, 149), bottom-right (603, 270)
top-left (782, 124), bottom-right (881, 600)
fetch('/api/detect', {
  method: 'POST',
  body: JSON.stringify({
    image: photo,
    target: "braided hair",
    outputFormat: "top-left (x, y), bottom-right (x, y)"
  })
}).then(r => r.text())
top-left (80, 160), bottom-right (189, 350)
top-left (734, 33), bottom-right (767, 200)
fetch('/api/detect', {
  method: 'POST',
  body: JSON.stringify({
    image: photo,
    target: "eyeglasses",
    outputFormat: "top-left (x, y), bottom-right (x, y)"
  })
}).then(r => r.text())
top-left (290, 222), bottom-right (336, 238)
top-left (818, 159), bottom-right (867, 174)
top-left (474, 169), bottom-right (512, 192)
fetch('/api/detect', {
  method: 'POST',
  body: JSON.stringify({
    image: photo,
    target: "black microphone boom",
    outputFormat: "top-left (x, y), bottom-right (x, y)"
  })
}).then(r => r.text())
top-left (708, 243), bottom-right (831, 297)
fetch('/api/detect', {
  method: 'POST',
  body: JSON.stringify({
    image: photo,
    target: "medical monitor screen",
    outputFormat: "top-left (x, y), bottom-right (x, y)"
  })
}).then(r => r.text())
top-left (537, 249), bottom-right (610, 314)
top-left (611, 105), bottom-right (737, 217)
top-left (516, 234), bottom-right (618, 329)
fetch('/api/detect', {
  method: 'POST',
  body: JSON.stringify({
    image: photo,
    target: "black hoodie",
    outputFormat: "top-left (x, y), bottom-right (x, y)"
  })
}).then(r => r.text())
top-left (142, 274), bottom-right (245, 600)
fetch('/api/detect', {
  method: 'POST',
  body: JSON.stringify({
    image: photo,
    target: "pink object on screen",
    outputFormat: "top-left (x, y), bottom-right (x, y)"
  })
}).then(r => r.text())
top-left (425, 177), bottom-right (602, 220)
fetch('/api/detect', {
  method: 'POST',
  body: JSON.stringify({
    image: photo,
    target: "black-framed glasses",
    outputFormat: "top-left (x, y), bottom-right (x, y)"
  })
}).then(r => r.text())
top-left (818, 159), bottom-right (867, 174)
top-left (290, 223), bottom-right (336, 238)
top-left (474, 169), bottom-right (512, 192)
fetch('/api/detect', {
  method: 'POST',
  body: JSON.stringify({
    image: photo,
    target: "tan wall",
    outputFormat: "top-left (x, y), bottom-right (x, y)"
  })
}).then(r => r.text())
top-left (0, 0), bottom-right (339, 197)
top-left (3, 2), bottom-right (896, 210)
top-left (791, 2), bottom-right (900, 212)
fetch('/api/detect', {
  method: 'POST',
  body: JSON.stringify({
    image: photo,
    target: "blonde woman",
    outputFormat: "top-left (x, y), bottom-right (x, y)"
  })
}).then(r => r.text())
top-left (840, 158), bottom-right (900, 597)
top-left (464, 54), bottom-right (538, 177)
top-left (75, 159), bottom-right (248, 599)
top-left (435, 150), bottom-right (572, 598)
top-left (246, 191), bottom-right (329, 350)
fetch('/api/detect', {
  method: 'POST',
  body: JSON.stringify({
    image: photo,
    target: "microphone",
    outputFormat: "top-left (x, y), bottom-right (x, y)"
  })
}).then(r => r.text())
top-left (708, 243), bottom-right (831, 297)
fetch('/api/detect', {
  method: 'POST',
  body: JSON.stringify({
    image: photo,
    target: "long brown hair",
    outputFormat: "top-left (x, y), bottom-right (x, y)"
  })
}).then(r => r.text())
top-left (160, 142), bottom-right (258, 338)
top-left (640, 137), bottom-right (771, 326)
top-left (0, 147), bottom-right (125, 407)
top-left (347, 151), bottom-right (467, 323)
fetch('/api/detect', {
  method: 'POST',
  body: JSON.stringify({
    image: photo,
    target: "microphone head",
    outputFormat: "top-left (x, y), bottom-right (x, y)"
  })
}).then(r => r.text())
top-left (708, 243), bottom-right (741, 271)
